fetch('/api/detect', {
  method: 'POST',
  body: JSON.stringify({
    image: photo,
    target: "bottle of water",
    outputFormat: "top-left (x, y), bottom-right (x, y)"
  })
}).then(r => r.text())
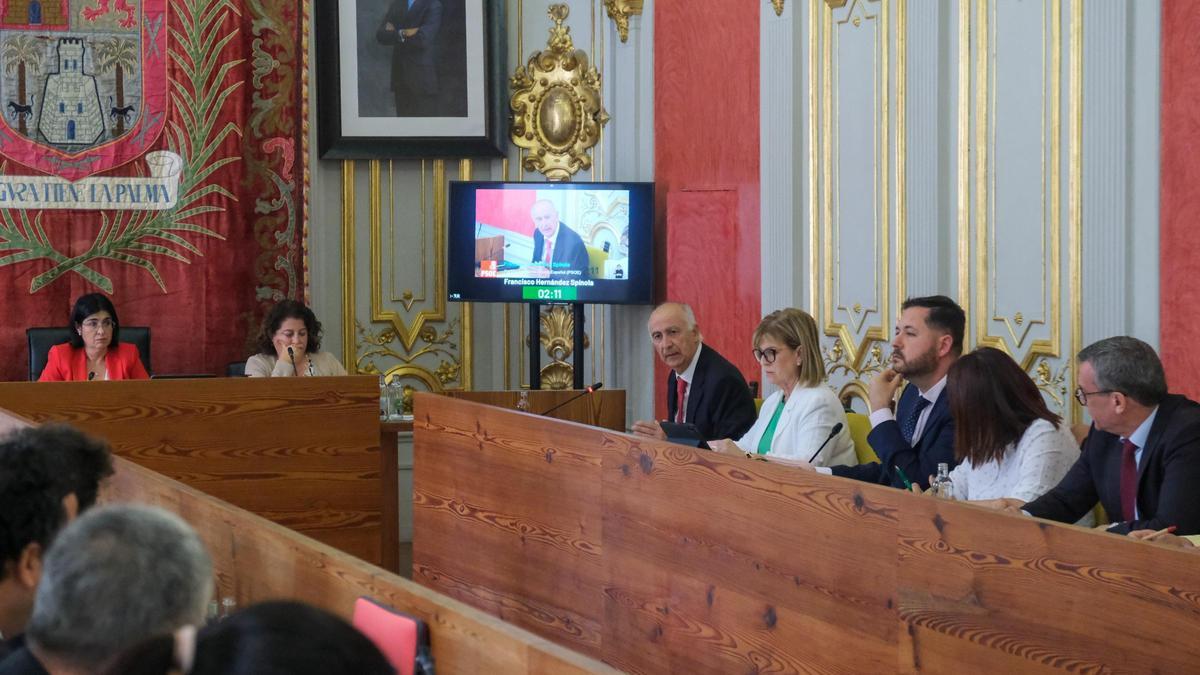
top-left (379, 375), bottom-right (390, 420)
top-left (931, 462), bottom-right (954, 499)
top-left (516, 389), bottom-right (531, 412)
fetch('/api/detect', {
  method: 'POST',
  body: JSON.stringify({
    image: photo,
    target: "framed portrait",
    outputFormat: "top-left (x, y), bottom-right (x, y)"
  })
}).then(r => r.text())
top-left (316, 0), bottom-right (507, 158)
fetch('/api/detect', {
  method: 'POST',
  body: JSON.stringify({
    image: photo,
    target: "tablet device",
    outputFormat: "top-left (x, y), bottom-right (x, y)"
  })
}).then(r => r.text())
top-left (659, 421), bottom-right (710, 449)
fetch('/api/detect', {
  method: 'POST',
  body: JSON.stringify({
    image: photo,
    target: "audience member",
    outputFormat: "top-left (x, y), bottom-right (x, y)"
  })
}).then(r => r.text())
top-left (942, 347), bottom-right (1082, 506)
top-left (0, 505), bottom-right (213, 675)
top-left (792, 296), bottom-right (963, 491)
top-left (101, 601), bottom-right (395, 675)
top-left (0, 426), bottom-right (113, 661)
top-left (982, 336), bottom-right (1200, 534)
top-left (709, 308), bottom-right (856, 467)
top-left (632, 302), bottom-right (757, 442)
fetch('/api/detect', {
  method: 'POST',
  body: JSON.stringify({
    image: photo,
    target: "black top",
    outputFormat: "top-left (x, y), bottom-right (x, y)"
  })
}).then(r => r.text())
top-left (666, 344), bottom-right (757, 442)
top-left (0, 636), bottom-right (49, 675)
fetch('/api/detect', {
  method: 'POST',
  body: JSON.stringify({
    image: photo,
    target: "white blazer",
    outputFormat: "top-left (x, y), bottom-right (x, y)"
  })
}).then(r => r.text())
top-left (734, 386), bottom-right (858, 467)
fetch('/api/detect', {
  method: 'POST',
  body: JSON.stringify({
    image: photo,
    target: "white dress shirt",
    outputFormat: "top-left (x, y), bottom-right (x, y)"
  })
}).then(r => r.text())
top-left (869, 374), bottom-right (948, 443)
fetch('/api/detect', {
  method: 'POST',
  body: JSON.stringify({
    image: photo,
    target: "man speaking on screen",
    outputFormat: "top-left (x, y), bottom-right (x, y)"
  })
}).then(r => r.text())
top-left (529, 199), bottom-right (591, 278)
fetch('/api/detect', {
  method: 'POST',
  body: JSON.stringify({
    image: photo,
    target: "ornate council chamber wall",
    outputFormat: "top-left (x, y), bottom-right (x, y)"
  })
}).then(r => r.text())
top-left (307, 1), bottom-right (657, 420)
top-left (761, 0), bottom-right (1160, 423)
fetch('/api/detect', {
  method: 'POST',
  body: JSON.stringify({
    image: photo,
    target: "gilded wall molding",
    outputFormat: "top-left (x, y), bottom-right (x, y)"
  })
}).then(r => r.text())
top-left (341, 159), bottom-right (473, 407)
top-left (510, 4), bottom-right (609, 180)
top-left (603, 0), bottom-right (642, 42)
top-left (771, 0), bottom-right (785, 18)
top-left (817, 0), bottom-right (904, 387)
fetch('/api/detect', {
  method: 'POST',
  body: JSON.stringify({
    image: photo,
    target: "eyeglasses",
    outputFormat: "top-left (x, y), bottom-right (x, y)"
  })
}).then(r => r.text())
top-left (1074, 386), bottom-right (1115, 406)
top-left (81, 318), bottom-right (115, 330)
top-left (752, 347), bottom-right (779, 364)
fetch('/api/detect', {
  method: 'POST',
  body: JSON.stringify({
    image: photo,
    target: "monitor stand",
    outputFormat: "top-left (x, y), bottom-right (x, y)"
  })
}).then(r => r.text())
top-left (528, 302), bottom-right (585, 390)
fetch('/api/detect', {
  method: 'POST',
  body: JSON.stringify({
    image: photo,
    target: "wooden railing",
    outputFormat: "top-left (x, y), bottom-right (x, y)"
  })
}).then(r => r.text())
top-left (412, 392), bottom-right (1200, 673)
top-left (0, 377), bottom-right (395, 569)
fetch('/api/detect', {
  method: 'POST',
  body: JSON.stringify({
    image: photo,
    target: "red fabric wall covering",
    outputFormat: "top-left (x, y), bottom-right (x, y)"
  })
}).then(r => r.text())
top-left (1160, 1), bottom-right (1200, 399)
top-left (653, 1), bottom-right (761, 419)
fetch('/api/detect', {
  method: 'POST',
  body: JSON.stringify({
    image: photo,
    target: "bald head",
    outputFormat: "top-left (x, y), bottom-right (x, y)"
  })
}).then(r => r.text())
top-left (530, 200), bottom-right (560, 238)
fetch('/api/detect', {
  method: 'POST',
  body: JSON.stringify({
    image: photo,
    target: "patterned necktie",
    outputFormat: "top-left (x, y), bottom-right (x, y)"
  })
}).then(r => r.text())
top-left (675, 377), bottom-right (688, 423)
top-left (901, 396), bottom-right (930, 444)
top-left (1119, 439), bottom-right (1139, 522)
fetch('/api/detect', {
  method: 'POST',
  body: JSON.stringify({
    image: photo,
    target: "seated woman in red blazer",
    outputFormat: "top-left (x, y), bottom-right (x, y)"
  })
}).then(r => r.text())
top-left (39, 293), bottom-right (149, 381)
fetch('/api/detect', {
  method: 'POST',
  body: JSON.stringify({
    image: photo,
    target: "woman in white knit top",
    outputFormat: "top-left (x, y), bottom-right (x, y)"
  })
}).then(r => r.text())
top-left (945, 347), bottom-right (1079, 504)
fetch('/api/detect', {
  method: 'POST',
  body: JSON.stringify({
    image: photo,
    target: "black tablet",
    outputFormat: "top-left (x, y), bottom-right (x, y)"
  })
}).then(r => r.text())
top-left (658, 421), bottom-right (710, 449)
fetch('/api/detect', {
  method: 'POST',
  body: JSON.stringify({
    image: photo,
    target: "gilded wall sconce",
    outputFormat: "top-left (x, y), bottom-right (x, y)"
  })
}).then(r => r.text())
top-left (510, 4), bottom-right (609, 181)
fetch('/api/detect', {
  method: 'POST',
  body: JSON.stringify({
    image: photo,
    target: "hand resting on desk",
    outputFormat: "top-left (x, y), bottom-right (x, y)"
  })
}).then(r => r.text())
top-left (631, 419), bottom-right (667, 440)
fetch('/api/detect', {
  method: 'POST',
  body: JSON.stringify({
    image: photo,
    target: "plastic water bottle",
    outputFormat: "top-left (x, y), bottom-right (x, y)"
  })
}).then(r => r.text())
top-left (516, 389), bottom-right (531, 412)
top-left (379, 375), bottom-right (390, 420)
top-left (931, 462), bottom-right (954, 499)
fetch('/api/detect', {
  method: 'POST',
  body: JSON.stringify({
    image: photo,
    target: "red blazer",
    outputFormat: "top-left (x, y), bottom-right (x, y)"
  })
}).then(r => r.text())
top-left (38, 342), bottom-right (150, 382)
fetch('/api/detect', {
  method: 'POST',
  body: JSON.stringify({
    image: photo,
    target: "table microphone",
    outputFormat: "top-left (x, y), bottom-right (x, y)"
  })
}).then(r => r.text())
top-left (538, 382), bottom-right (603, 416)
top-left (806, 422), bottom-right (844, 463)
top-left (87, 371), bottom-right (95, 381)
top-left (287, 346), bottom-right (298, 376)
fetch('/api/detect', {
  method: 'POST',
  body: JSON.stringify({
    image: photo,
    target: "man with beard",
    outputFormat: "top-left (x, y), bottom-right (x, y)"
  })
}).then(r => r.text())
top-left (793, 295), bottom-right (963, 490)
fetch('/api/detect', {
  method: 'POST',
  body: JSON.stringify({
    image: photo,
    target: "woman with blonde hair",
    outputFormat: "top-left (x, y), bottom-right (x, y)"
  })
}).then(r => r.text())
top-left (709, 308), bottom-right (856, 467)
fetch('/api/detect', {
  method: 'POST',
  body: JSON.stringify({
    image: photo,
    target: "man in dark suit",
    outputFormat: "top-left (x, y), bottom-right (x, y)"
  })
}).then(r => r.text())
top-left (529, 200), bottom-right (590, 279)
top-left (795, 296), bottom-right (963, 491)
top-left (987, 337), bottom-right (1200, 535)
top-left (632, 302), bottom-right (757, 442)
top-left (375, 0), bottom-right (443, 117)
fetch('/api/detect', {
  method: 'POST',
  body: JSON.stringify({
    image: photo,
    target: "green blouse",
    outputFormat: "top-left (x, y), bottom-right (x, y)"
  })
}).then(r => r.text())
top-left (756, 396), bottom-right (786, 455)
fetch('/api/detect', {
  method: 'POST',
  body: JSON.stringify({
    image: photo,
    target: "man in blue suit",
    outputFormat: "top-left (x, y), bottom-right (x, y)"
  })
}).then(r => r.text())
top-left (796, 295), bottom-right (963, 490)
top-left (529, 200), bottom-right (591, 279)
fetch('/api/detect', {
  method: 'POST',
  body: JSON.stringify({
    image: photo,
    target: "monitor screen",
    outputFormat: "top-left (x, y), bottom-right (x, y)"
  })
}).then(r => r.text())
top-left (447, 181), bottom-right (655, 304)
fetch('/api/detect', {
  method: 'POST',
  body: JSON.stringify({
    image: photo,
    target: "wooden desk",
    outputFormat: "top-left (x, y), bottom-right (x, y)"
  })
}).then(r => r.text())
top-left (101, 456), bottom-right (614, 674)
top-left (0, 377), bottom-right (398, 571)
top-left (413, 393), bottom-right (1200, 674)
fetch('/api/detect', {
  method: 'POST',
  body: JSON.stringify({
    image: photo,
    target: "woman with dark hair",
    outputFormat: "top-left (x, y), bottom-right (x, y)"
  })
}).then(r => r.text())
top-left (100, 601), bottom-right (396, 675)
top-left (944, 347), bottom-right (1079, 502)
top-left (245, 300), bottom-right (347, 377)
top-left (39, 293), bottom-right (149, 381)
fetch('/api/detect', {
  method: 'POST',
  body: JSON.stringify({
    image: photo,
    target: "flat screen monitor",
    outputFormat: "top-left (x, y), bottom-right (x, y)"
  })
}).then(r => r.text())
top-left (447, 181), bottom-right (654, 304)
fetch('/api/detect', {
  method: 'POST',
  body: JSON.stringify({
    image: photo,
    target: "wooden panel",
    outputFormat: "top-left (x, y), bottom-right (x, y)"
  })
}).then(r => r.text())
top-left (413, 393), bottom-right (606, 658)
top-left (447, 389), bottom-right (626, 431)
top-left (102, 457), bottom-right (615, 675)
top-left (413, 393), bottom-right (1200, 674)
top-left (0, 377), bottom-right (395, 568)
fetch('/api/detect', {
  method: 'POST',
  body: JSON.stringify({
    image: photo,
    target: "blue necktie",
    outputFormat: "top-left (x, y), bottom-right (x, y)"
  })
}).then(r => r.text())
top-left (408, 0), bottom-right (415, 9)
top-left (900, 396), bottom-right (930, 444)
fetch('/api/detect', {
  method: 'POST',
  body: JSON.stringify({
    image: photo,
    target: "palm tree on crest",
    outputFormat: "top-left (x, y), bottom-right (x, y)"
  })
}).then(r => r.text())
top-left (93, 36), bottom-right (136, 137)
top-left (2, 35), bottom-right (43, 136)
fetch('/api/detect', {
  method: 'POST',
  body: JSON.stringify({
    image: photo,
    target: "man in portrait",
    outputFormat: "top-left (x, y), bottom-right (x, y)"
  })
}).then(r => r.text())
top-left (375, 0), bottom-right (443, 117)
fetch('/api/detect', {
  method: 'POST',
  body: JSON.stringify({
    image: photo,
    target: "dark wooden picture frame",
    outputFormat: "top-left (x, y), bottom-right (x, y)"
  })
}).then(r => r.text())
top-left (316, 0), bottom-right (507, 158)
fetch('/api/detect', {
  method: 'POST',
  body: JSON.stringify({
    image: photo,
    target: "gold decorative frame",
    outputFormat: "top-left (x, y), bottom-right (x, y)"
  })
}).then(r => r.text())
top-left (817, 0), bottom-right (904, 382)
top-left (510, 4), bottom-right (609, 180)
top-left (603, 0), bottom-right (643, 43)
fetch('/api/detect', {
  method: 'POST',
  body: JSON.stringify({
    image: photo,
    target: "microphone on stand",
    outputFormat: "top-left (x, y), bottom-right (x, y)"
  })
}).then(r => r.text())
top-left (538, 382), bottom-right (603, 417)
top-left (806, 422), bottom-right (844, 464)
top-left (287, 346), bottom-right (298, 376)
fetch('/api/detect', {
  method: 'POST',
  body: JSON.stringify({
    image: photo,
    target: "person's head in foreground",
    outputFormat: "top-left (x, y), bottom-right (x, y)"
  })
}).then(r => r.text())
top-left (24, 505), bottom-right (213, 674)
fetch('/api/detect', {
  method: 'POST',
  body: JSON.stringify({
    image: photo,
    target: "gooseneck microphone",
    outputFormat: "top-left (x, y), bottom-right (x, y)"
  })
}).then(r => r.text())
top-left (287, 346), bottom-right (299, 376)
top-left (806, 422), bottom-right (844, 464)
top-left (538, 382), bottom-right (603, 416)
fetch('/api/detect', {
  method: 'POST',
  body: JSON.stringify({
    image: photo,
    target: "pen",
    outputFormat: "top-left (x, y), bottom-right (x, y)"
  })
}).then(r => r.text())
top-left (894, 465), bottom-right (913, 490)
top-left (1147, 525), bottom-right (1177, 541)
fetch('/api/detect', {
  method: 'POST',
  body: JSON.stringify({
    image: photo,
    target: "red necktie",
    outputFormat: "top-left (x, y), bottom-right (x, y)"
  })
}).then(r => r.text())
top-left (543, 239), bottom-right (554, 264)
top-left (675, 378), bottom-right (688, 423)
top-left (1119, 439), bottom-right (1139, 522)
